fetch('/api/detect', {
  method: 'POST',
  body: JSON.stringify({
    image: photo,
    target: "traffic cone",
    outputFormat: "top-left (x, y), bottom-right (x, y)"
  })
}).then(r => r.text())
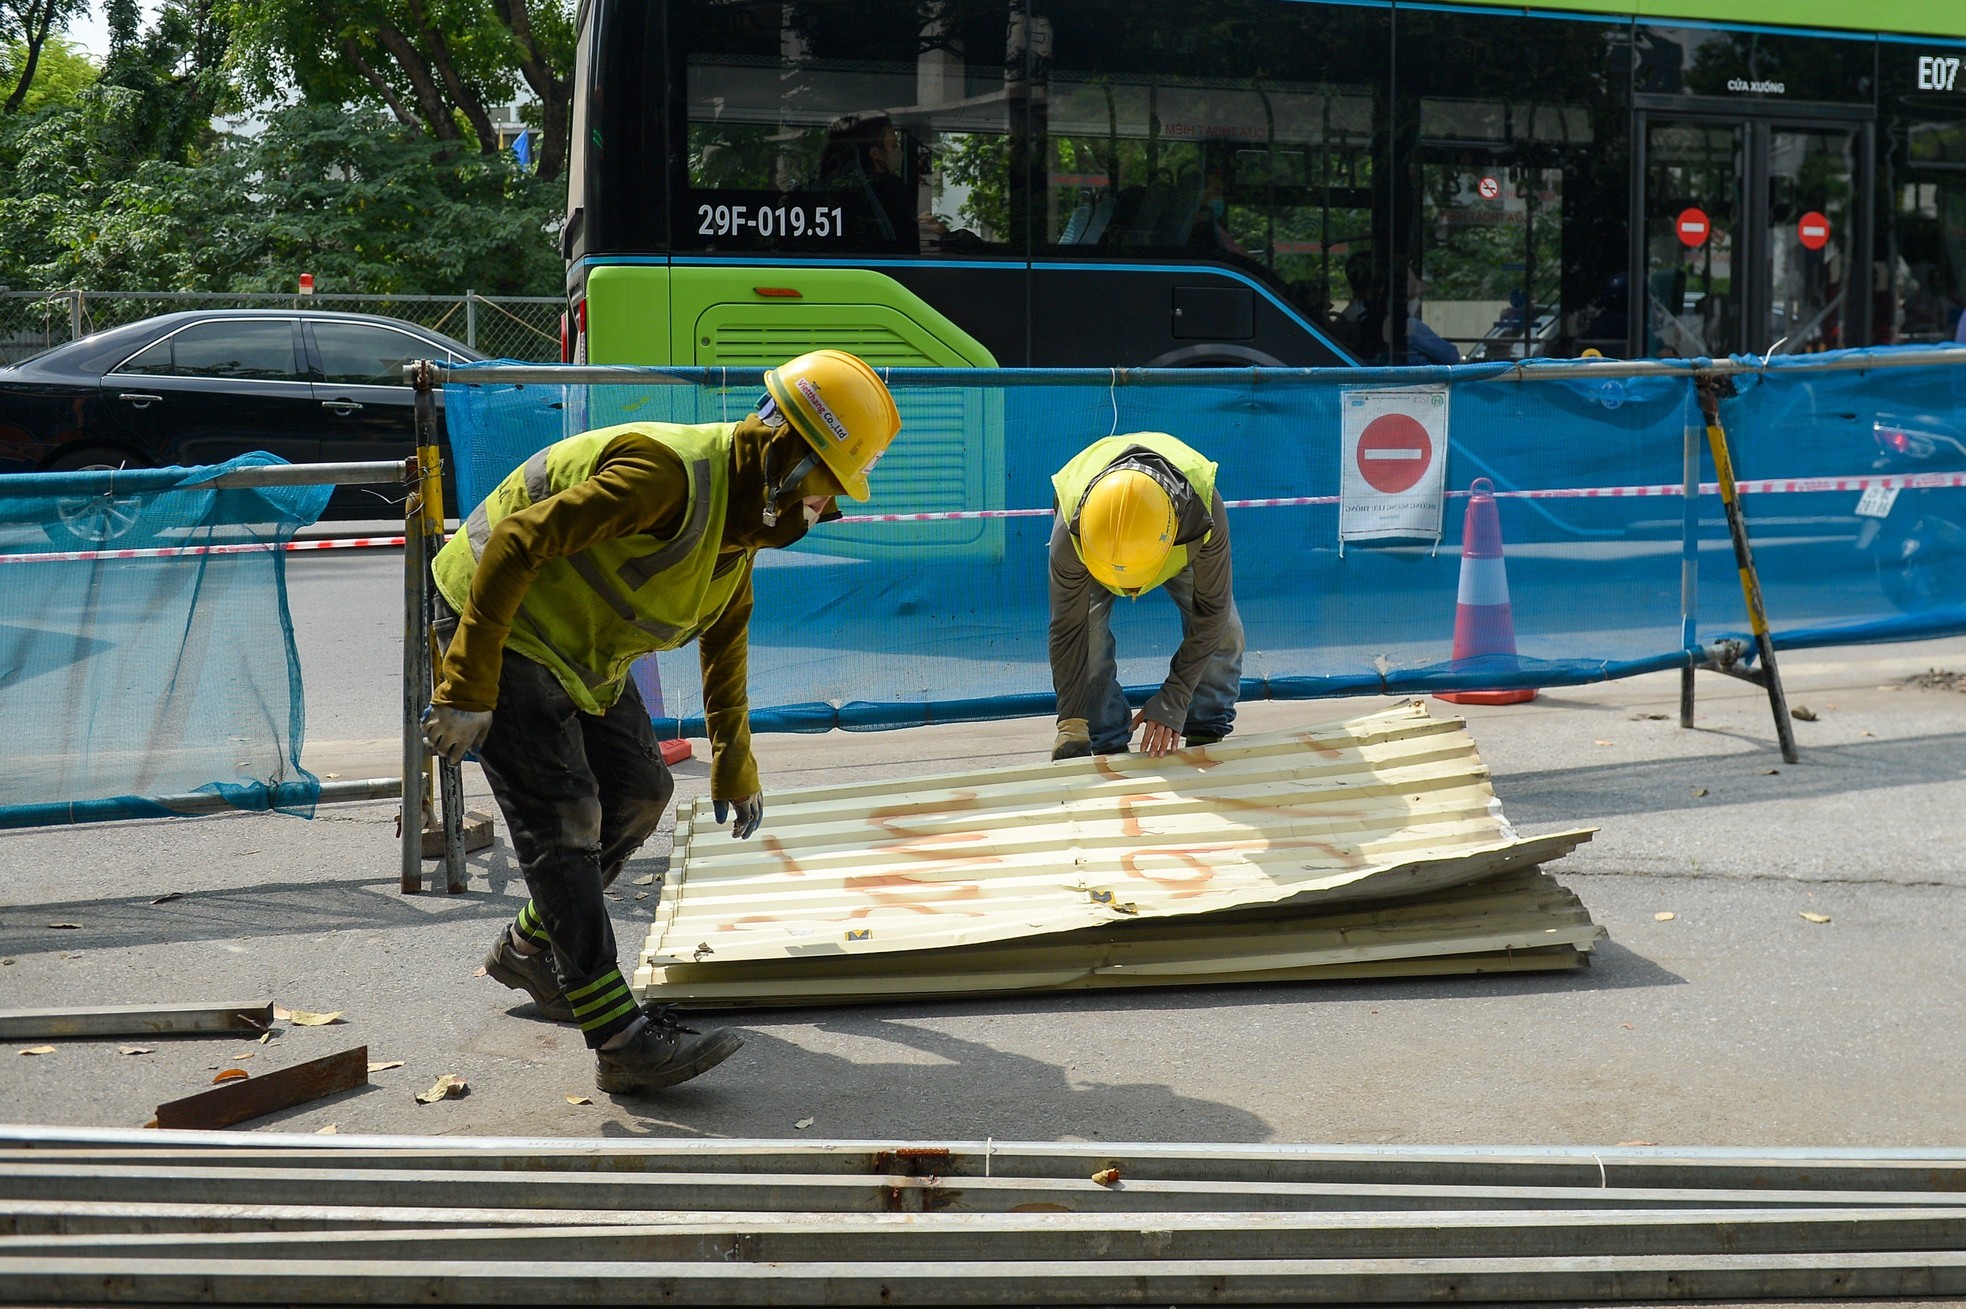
top-left (1435, 477), bottom-right (1538, 706)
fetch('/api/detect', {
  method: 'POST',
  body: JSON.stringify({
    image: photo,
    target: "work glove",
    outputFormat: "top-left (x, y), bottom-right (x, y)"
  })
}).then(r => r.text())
top-left (713, 793), bottom-right (765, 840)
top-left (1051, 717), bottom-right (1091, 761)
top-left (421, 703), bottom-right (492, 765)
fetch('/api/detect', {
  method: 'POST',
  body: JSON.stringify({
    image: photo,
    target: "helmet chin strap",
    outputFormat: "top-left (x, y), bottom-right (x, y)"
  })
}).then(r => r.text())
top-left (761, 447), bottom-right (822, 528)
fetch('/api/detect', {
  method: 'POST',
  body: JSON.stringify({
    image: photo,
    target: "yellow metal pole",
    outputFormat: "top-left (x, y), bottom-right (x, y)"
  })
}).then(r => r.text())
top-left (1696, 377), bottom-right (1799, 764)
top-left (411, 362), bottom-right (467, 892)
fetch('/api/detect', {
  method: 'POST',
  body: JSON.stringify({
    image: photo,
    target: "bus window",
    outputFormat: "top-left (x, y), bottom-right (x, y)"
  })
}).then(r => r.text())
top-left (1036, 0), bottom-right (1391, 335)
top-left (1880, 50), bottom-right (1966, 346)
top-left (1398, 9), bottom-right (1630, 362)
top-left (673, 0), bottom-right (1014, 256)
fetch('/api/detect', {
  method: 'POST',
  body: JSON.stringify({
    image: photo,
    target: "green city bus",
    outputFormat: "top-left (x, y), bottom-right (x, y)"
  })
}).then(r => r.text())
top-left (563, 0), bottom-right (1966, 371)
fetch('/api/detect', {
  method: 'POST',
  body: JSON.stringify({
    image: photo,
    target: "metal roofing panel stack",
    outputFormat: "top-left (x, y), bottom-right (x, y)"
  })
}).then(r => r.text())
top-left (635, 703), bottom-right (1600, 1007)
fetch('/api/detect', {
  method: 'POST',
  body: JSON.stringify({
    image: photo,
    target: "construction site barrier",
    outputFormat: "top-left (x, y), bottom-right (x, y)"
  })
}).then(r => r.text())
top-left (0, 456), bottom-right (409, 831)
top-left (439, 348), bottom-right (1966, 737)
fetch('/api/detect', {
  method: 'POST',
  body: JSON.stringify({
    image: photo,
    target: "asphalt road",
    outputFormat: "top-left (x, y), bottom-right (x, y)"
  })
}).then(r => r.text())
top-left (1, 549), bottom-right (1963, 1154)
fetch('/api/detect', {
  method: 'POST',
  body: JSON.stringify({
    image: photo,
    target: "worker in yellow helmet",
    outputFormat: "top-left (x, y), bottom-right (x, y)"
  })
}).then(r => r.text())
top-left (1048, 433), bottom-right (1244, 761)
top-left (420, 350), bottom-right (900, 1095)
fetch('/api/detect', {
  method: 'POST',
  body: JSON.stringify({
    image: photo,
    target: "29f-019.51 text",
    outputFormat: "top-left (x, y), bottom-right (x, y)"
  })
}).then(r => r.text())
top-left (698, 203), bottom-right (846, 238)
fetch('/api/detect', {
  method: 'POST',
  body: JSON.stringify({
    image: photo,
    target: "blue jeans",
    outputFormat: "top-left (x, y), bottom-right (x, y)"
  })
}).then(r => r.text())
top-left (1082, 569), bottom-right (1245, 754)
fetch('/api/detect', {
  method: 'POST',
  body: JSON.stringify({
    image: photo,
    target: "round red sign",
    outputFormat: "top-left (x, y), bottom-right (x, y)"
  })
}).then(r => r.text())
top-left (1477, 176), bottom-right (1500, 200)
top-left (1356, 413), bottom-right (1434, 495)
top-left (1796, 210), bottom-right (1831, 251)
top-left (1676, 208), bottom-right (1711, 247)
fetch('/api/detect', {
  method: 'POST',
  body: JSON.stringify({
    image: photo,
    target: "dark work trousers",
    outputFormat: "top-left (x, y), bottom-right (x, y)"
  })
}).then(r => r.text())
top-left (435, 596), bottom-right (672, 1048)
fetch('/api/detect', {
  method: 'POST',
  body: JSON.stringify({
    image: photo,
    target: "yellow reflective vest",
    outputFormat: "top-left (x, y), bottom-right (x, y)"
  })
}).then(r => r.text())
top-left (1051, 432), bottom-right (1219, 596)
top-left (432, 422), bottom-right (749, 715)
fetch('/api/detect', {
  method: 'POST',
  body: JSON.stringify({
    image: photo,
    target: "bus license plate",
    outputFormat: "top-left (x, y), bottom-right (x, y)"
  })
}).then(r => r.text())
top-left (1854, 484), bottom-right (1900, 519)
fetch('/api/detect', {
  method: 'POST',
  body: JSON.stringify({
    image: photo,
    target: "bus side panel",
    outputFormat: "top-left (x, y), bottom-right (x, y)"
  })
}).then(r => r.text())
top-left (586, 265), bottom-right (673, 365)
top-left (674, 264), bottom-right (1005, 564)
top-left (1029, 265), bottom-right (1355, 368)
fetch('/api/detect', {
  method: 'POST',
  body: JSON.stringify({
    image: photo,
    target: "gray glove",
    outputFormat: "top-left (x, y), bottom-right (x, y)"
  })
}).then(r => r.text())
top-left (713, 793), bottom-right (765, 840)
top-left (1051, 717), bottom-right (1091, 761)
top-left (421, 703), bottom-right (492, 765)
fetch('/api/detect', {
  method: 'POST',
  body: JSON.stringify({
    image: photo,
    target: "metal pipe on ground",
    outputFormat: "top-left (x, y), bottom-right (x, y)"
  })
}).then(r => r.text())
top-left (1, 1251), bottom-right (1964, 1305)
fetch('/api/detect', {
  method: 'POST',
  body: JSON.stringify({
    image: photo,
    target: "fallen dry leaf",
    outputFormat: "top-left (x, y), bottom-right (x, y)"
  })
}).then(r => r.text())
top-left (276, 1008), bottom-right (344, 1026)
top-left (1621, 1023), bottom-right (1634, 1030)
top-left (1791, 705), bottom-right (1818, 721)
top-left (1, 958), bottom-right (13, 966)
top-left (324, 773), bottom-right (340, 780)
top-left (368, 1060), bottom-right (404, 1073)
top-left (258, 1031), bottom-right (272, 1045)
top-left (18, 1046), bottom-right (55, 1057)
top-left (229, 1052), bottom-right (254, 1062)
top-left (794, 1116), bottom-right (815, 1129)
top-left (45, 923), bottom-right (80, 930)
top-left (415, 1074), bottom-right (468, 1104)
top-left (474, 965), bottom-right (488, 978)
top-left (149, 892), bottom-right (183, 906)
top-left (1860, 729), bottom-right (1876, 737)
top-left (1618, 1140), bottom-right (1657, 1147)
top-left (1691, 788), bottom-right (1709, 798)
top-left (211, 1068), bottom-right (248, 1084)
top-left (1654, 911), bottom-right (1676, 921)
top-left (1092, 1168), bottom-right (1122, 1187)
top-left (119, 1046), bottom-right (154, 1056)
top-left (1800, 911), bottom-right (1832, 924)
top-left (633, 892), bottom-right (649, 901)
top-left (567, 1095), bottom-right (593, 1105)
top-left (1630, 712), bottom-right (1668, 721)
top-left (1760, 768), bottom-right (1780, 775)
top-left (1593, 738), bottom-right (1613, 746)
top-left (315, 1124), bottom-right (338, 1135)
top-left (632, 873), bottom-right (656, 886)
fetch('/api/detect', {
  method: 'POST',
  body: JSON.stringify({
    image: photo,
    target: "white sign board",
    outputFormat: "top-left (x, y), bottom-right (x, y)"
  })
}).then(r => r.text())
top-left (1339, 385), bottom-right (1450, 543)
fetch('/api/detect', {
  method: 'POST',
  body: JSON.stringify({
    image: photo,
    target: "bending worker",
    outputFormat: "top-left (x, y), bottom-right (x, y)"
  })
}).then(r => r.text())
top-left (420, 350), bottom-right (901, 1095)
top-left (1049, 432), bottom-right (1244, 760)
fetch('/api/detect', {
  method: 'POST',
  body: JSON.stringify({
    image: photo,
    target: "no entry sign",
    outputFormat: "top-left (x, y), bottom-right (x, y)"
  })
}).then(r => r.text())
top-left (1340, 386), bottom-right (1450, 544)
top-left (1797, 210), bottom-right (1831, 251)
top-left (1356, 413), bottom-right (1433, 494)
top-left (1676, 208), bottom-right (1711, 247)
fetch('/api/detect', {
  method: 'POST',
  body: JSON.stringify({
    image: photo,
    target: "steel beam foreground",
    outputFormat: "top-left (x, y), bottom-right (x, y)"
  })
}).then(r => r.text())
top-left (3, 1129), bottom-right (1964, 1305)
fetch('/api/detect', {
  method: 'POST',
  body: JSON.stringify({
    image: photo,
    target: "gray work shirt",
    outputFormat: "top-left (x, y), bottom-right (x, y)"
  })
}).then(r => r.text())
top-left (1048, 489), bottom-right (1234, 731)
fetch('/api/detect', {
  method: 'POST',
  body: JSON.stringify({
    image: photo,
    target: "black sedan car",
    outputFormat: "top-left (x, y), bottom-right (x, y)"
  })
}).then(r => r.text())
top-left (0, 308), bottom-right (483, 520)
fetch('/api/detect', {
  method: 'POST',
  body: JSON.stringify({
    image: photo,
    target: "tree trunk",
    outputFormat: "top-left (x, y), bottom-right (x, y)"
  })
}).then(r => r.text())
top-left (420, 24), bottom-right (499, 154)
top-left (340, 36), bottom-right (424, 132)
top-left (1, 0), bottom-right (60, 115)
top-left (491, 0), bottom-right (572, 181)
top-left (374, 20), bottom-right (458, 141)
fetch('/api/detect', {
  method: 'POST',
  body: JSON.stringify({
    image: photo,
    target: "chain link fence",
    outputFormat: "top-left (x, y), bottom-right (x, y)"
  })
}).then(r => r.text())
top-left (0, 290), bottom-right (563, 367)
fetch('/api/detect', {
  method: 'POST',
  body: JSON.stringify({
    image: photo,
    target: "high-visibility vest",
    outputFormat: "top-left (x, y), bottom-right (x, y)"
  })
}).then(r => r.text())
top-left (1051, 432), bottom-right (1219, 597)
top-left (432, 422), bottom-right (748, 715)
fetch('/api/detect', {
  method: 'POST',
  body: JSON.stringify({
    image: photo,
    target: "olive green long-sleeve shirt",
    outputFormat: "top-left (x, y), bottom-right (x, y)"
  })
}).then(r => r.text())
top-left (433, 429), bottom-right (760, 800)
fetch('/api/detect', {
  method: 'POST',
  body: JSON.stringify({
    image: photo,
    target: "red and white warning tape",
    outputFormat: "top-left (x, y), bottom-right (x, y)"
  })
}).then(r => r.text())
top-left (5, 471), bottom-right (1963, 561)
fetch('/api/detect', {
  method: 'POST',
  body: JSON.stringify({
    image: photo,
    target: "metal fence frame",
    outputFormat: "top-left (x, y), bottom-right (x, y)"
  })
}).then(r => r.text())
top-left (0, 289), bottom-right (563, 365)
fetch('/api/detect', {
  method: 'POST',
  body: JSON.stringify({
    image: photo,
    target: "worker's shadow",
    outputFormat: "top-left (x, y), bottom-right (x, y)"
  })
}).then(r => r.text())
top-left (598, 1016), bottom-right (1274, 1142)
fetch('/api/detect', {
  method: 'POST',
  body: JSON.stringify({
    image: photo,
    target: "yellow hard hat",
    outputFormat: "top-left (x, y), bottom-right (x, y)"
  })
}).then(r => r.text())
top-left (763, 349), bottom-right (901, 501)
top-left (1077, 467), bottom-right (1176, 595)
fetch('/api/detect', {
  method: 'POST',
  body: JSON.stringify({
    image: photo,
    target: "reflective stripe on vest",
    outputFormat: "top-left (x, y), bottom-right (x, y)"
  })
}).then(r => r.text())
top-left (1051, 432), bottom-right (1220, 597)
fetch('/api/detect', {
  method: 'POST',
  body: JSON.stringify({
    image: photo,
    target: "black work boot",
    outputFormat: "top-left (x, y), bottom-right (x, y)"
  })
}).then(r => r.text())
top-left (482, 930), bottom-right (575, 1022)
top-left (595, 1006), bottom-right (744, 1094)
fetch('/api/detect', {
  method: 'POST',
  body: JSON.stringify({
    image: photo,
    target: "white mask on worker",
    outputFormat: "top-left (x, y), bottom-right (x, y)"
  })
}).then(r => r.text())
top-left (803, 500), bottom-right (822, 527)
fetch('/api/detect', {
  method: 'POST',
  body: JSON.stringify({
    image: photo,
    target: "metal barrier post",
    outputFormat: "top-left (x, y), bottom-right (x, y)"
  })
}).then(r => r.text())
top-left (1679, 415), bottom-right (1701, 729)
top-left (399, 455), bottom-right (427, 894)
top-left (465, 291), bottom-right (478, 351)
top-left (1695, 376), bottom-right (1799, 764)
top-left (412, 361), bottom-right (467, 893)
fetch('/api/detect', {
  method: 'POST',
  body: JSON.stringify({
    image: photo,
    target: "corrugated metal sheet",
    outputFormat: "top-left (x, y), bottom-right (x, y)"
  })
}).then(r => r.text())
top-left (634, 703), bottom-right (1600, 1006)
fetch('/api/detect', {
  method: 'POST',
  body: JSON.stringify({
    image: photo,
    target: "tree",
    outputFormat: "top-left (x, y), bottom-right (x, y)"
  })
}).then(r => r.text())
top-left (0, 31), bottom-right (93, 115)
top-left (2, 0), bottom-right (87, 114)
top-left (97, 0), bottom-right (236, 162)
top-left (224, 0), bottom-right (574, 181)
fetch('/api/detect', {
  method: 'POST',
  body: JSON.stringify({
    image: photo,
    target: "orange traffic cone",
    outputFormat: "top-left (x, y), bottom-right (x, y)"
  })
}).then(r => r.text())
top-left (1435, 477), bottom-right (1538, 706)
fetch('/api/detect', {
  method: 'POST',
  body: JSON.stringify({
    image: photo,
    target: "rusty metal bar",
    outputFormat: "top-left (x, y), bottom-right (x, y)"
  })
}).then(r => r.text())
top-left (151, 1048), bottom-right (369, 1132)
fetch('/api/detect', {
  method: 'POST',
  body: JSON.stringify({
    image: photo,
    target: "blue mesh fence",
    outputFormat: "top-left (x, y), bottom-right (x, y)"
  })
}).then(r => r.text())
top-left (0, 455), bottom-right (331, 827)
top-left (443, 350), bottom-right (1966, 736)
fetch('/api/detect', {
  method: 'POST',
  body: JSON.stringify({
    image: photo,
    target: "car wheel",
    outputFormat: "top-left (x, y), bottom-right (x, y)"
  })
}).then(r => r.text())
top-left (42, 445), bottom-right (160, 550)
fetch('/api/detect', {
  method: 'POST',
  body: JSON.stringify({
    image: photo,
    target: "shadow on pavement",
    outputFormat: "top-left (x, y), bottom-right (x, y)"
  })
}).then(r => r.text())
top-left (1495, 730), bottom-right (1966, 825)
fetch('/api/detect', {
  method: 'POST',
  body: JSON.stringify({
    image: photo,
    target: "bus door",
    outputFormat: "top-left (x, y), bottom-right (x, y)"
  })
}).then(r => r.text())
top-left (1639, 113), bottom-right (1870, 357)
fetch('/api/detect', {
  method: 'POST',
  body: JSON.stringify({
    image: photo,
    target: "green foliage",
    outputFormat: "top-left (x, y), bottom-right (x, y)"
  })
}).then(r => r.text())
top-left (0, 101), bottom-right (562, 293)
top-left (0, 33), bottom-right (94, 114)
